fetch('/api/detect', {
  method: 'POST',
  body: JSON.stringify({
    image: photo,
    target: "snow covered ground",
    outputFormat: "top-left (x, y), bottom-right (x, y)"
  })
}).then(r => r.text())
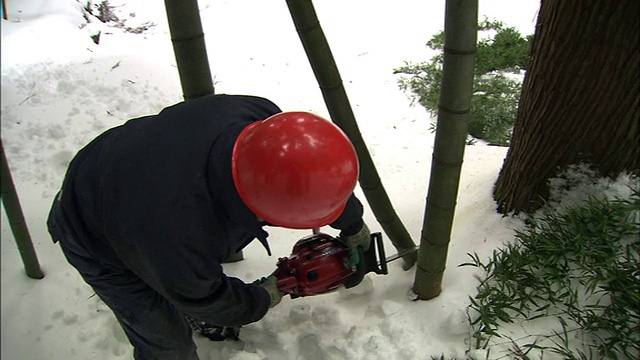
top-left (3, 1), bottom-right (633, 359)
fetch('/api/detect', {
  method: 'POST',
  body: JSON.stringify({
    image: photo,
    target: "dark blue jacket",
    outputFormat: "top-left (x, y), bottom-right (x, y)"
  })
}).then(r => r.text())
top-left (48, 94), bottom-right (364, 327)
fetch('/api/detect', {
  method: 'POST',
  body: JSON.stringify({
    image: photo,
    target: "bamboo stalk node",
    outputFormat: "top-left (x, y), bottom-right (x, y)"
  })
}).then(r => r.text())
top-left (443, 46), bottom-right (477, 55)
top-left (425, 199), bottom-right (456, 212)
top-left (432, 157), bottom-right (464, 168)
top-left (171, 33), bottom-right (206, 43)
top-left (295, 21), bottom-right (321, 35)
top-left (318, 83), bottom-right (344, 92)
top-left (416, 264), bottom-right (445, 276)
top-left (437, 105), bottom-right (471, 115)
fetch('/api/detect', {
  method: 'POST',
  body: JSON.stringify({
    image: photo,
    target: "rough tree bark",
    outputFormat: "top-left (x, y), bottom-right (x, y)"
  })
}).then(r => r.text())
top-left (494, 0), bottom-right (639, 214)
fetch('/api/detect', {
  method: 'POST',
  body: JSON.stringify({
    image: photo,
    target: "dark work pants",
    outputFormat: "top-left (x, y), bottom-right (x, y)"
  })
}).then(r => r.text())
top-left (48, 200), bottom-right (199, 360)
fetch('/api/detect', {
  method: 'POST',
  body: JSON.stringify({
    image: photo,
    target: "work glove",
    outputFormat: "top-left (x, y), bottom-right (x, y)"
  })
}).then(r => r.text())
top-left (185, 315), bottom-right (241, 341)
top-left (254, 275), bottom-right (284, 308)
top-left (340, 222), bottom-right (371, 267)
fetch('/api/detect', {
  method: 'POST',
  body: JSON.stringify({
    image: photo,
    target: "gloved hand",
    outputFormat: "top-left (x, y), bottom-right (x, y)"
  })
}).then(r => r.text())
top-left (340, 222), bottom-right (371, 267)
top-left (185, 315), bottom-right (241, 341)
top-left (254, 275), bottom-right (284, 308)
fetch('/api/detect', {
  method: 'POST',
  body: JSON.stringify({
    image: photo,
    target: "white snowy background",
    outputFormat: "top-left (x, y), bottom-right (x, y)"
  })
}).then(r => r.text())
top-left (1, 1), bottom-right (635, 359)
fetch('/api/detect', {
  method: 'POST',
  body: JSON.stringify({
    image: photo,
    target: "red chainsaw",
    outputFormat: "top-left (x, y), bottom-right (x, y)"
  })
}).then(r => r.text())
top-left (273, 232), bottom-right (388, 298)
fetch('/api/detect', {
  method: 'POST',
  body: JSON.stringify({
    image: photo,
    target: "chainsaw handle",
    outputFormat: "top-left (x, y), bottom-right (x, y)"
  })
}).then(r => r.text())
top-left (374, 232), bottom-right (388, 275)
top-left (344, 232), bottom-right (387, 289)
top-left (343, 247), bottom-right (367, 289)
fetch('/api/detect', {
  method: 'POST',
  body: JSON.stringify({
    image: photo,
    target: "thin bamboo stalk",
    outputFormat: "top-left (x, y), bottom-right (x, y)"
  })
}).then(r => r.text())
top-left (1, 139), bottom-right (45, 279)
top-left (164, 0), bottom-right (214, 100)
top-left (285, 0), bottom-right (417, 269)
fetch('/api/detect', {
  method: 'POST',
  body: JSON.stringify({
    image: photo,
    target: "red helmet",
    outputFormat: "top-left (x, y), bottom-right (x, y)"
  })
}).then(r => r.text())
top-left (232, 111), bottom-right (359, 229)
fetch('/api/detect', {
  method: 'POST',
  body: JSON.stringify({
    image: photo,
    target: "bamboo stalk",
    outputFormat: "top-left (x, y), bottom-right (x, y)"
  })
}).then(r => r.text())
top-left (163, 1), bottom-right (242, 261)
top-left (413, 0), bottom-right (478, 299)
top-left (164, 0), bottom-right (215, 100)
top-left (1, 139), bottom-right (45, 279)
top-left (285, 0), bottom-right (417, 269)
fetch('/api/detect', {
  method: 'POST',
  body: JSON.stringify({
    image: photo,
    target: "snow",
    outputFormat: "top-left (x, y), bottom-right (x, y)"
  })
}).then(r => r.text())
top-left (1, 1), bottom-right (631, 359)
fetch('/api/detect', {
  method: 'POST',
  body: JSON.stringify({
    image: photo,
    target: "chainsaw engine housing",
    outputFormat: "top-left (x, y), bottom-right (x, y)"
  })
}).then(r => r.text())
top-left (274, 232), bottom-right (387, 298)
top-left (274, 233), bottom-right (353, 297)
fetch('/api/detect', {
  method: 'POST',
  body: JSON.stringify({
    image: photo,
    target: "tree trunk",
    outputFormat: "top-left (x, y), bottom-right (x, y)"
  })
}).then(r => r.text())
top-left (285, 0), bottom-right (417, 269)
top-left (412, 0), bottom-right (478, 300)
top-left (164, 0), bottom-right (215, 100)
top-left (494, 0), bottom-right (640, 214)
